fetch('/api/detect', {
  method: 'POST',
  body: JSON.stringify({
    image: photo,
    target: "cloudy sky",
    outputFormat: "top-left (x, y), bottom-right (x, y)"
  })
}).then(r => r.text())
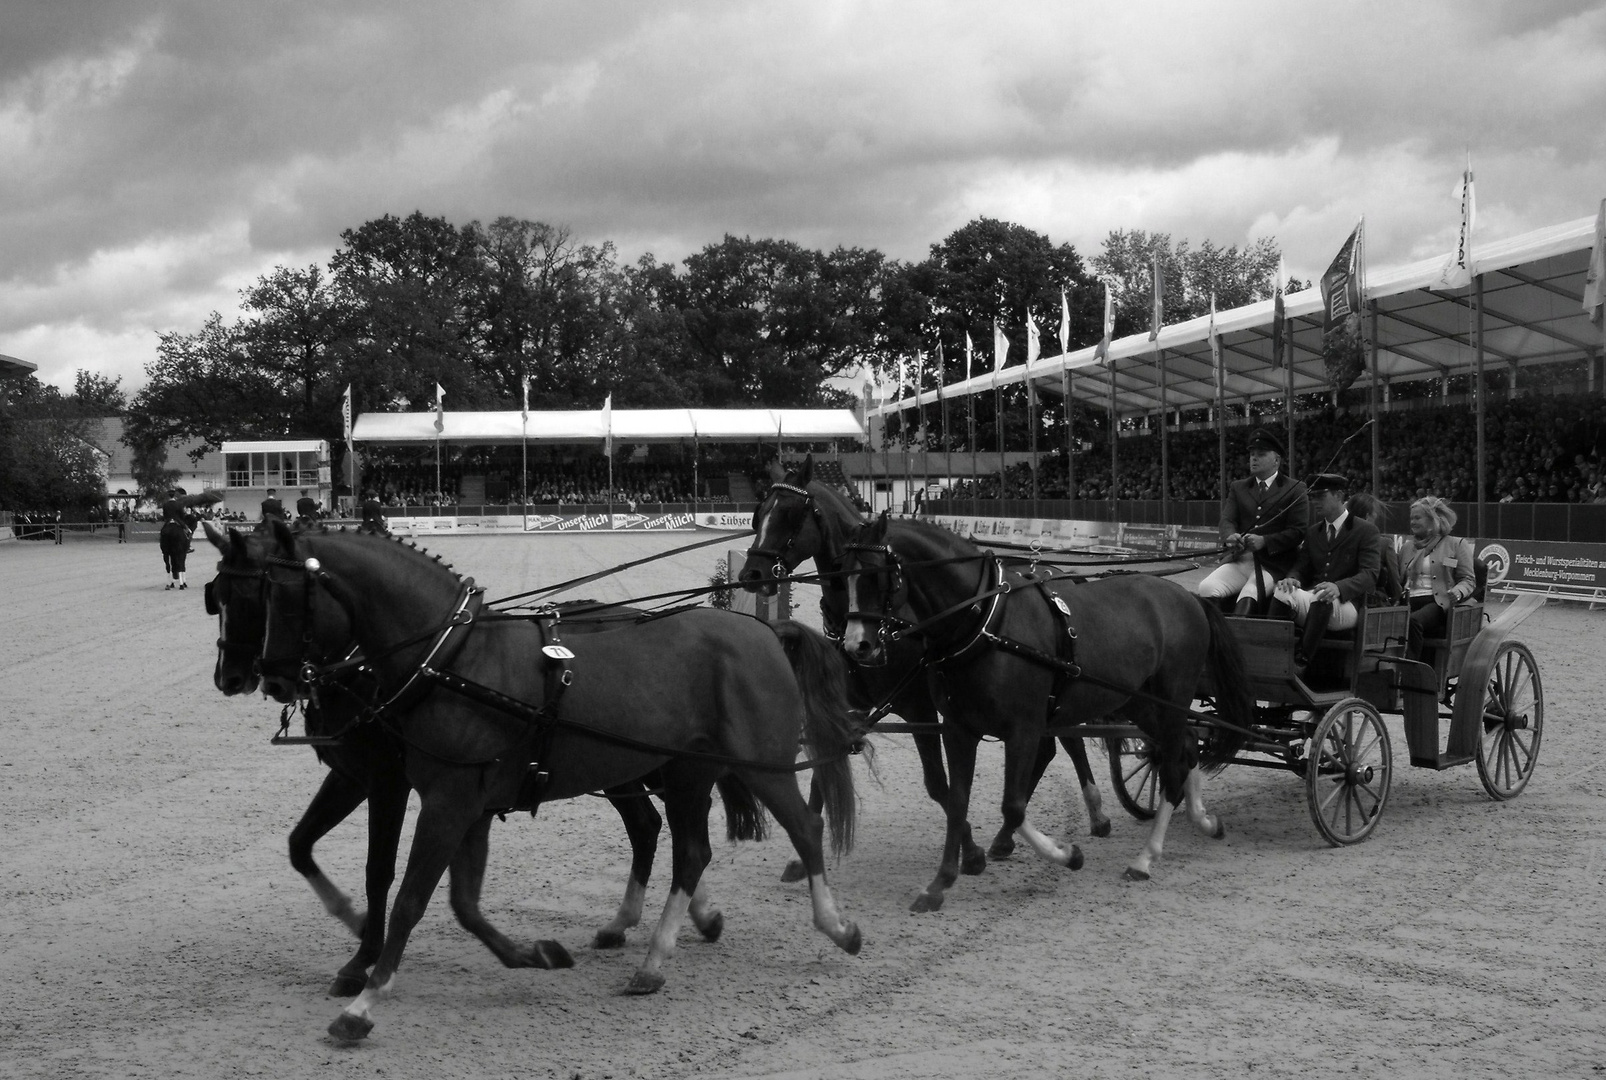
top-left (4, 0), bottom-right (1604, 392)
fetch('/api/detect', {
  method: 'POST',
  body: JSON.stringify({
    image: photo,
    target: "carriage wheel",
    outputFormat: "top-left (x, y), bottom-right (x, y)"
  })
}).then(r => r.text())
top-left (1107, 736), bottom-right (1160, 821)
top-left (1305, 698), bottom-right (1391, 847)
top-left (1475, 641), bottom-right (1543, 801)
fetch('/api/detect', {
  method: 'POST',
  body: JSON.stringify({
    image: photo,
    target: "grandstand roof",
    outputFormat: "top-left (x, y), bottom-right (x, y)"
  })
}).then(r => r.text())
top-left (889, 209), bottom-right (1604, 418)
top-left (350, 407), bottom-right (866, 445)
top-left (0, 353), bottom-right (37, 378)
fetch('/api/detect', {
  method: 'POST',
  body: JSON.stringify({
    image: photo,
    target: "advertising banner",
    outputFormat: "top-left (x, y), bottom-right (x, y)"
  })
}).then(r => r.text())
top-left (1476, 538), bottom-right (1606, 594)
top-left (696, 512), bottom-right (756, 531)
top-left (614, 511), bottom-right (699, 531)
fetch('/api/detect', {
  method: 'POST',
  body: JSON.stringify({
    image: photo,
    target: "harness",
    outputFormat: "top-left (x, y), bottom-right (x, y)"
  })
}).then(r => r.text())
top-left (746, 482), bottom-right (828, 584)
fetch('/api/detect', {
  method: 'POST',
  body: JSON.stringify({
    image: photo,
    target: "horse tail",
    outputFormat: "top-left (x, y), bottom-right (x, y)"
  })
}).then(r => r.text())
top-left (770, 621), bottom-right (865, 858)
top-left (1196, 596), bottom-right (1254, 774)
top-left (714, 774), bottom-right (767, 843)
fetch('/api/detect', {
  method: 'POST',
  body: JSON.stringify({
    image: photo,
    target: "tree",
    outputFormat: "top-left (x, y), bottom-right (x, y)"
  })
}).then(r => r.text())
top-left (126, 312), bottom-right (284, 461)
top-left (0, 375), bottom-right (105, 509)
top-left (238, 264), bottom-right (348, 421)
top-left (68, 370), bottom-right (127, 415)
top-left (1091, 229), bottom-right (1283, 334)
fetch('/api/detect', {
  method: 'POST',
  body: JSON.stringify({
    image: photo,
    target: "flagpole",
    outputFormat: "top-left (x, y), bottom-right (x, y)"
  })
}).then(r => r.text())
top-left (1157, 340), bottom-right (1169, 528)
top-left (995, 383), bottom-right (1005, 503)
top-left (1475, 273), bottom-right (1486, 539)
top-left (1284, 332), bottom-right (1295, 478)
top-left (920, 357), bottom-right (930, 513)
top-left (1216, 344), bottom-right (1226, 503)
top-left (1108, 358), bottom-right (1118, 510)
top-left (1063, 366), bottom-right (1075, 507)
top-left (969, 379), bottom-right (979, 518)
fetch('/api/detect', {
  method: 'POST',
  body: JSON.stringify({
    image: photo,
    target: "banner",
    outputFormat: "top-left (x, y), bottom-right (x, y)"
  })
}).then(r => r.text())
top-left (1270, 257), bottom-right (1287, 370)
top-left (433, 383), bottom-right (445, 433)
top-left (1149, 252), bottom-right (1164, 341)
top-left (1585, 197), bottom-right (1605, 331)
top-left (1477, 538), bottom-right (1606, 594)
top-left (1208, 293), bottom-right (1222, 391)
top-left (1436, 159), bottom-right (1477, 291)
top-left (1320, 222), bottom-right (1366, 390)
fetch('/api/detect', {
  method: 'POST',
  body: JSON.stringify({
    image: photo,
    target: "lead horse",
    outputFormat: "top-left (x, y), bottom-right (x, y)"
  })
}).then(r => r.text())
top-left (252, 521), bottom-right (863, 1041)
top-left (205, 522), bottom-right (748, 996)
top-left (737, 456), bottom-right (1112, 886)
top-left (840, 514), bottom-right (1253, 908)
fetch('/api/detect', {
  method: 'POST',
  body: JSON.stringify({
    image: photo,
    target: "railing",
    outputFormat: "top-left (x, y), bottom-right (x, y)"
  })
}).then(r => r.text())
top-left (380, 501), bottom-right (761, 518)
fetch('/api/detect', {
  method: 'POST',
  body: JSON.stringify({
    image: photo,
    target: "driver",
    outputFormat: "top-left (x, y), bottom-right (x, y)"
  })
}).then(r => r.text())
top-left (1197, 427), bottom-right (1309, 615)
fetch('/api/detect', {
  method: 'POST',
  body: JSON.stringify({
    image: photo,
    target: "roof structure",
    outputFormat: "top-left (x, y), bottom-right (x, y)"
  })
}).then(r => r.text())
top-left (888, 211), bottom-right (1605, 418)
top-left (0, 353), bottom-right (38, 378)
top-left (350, 408), bottom-right (866, 445)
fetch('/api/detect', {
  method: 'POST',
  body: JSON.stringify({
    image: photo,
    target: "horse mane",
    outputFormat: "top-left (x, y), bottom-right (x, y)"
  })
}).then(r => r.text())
top-left (286, 525), bottom-right (468, 588)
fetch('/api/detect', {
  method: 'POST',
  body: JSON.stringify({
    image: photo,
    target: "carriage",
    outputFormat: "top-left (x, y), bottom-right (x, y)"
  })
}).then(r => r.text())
top-left (1099, 587), bottom-right (1545, 846)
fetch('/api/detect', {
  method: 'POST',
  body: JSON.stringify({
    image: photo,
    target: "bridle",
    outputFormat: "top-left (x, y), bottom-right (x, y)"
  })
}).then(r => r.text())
top-left (746, 482), bottom-right (832, 583)
top-left (838, 538), bottom-right (912, 665)
top-left (841, 538), bottom-right (1009, 666)
top-left (207, 565), bottom-right (267, 660)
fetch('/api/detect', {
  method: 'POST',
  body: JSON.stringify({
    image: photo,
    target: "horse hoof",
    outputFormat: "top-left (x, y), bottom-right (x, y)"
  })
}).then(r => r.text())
top-left (1066, 845), bottom-right (1084, 871)
top-left (1091, 820), bottom-right (1112, 839)
top-left (593, 929), bottom-right (626, 950)
top-left (780, 860), bottom-right (807, 883)
top-left (1123, 867), bottom-right (1151, 882)
top-left (624, 970), bottom-right (665, 996)
top-left (960, 848), bottom-right (988, 876)
top-left (840, 922), bottom-right (862, 955)
top-left (696, 912), bottom-right (724, 943)
top-left (328, 1011), bottom-right (374, 1041)
top-left (327, 972), bottom-right (366, 998)
top-left (1212, 819), bottom-right (1227, 840)
top-left (988, 836), bottom-right (1015, 860)
top-left (528, 940), bottom-right (574, 969)
top-left (909, 891), bottom-right (944, 914)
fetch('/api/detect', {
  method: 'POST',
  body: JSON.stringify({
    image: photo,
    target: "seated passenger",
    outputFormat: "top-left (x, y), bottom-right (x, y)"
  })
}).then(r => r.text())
top-left (1270, 473), bottom-right (1381, 672)
top-left (1398, 496), bottom-right (1476, 661)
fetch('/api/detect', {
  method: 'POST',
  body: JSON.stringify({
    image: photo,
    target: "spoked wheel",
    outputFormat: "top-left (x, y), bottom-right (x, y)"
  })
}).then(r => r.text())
top-left (1476, 640), bottom-right (1543, 800)
top-left (1107, 736), bottom-right (1160, 821)
top-left (1305, 698), bottom-right (1391, 847)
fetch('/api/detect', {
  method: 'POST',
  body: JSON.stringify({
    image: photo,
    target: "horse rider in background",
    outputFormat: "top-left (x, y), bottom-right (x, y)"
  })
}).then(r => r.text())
top-left (260, 487), bottom-right (286, 523)
top-left (1198, 427), bottom-right (1310, 615)
top-left (295, 489), bottom-right (319, 526)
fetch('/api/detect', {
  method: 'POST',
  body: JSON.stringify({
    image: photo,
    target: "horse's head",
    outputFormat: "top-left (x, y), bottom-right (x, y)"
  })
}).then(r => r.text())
top-left (740, 455), bottom-right (818, 596)
top-left (257, 519), bottom-right (358, 705)
top-left (838, 513), bottom-right (907, 666)
top-left (204, 520), bottom-right (269, 696)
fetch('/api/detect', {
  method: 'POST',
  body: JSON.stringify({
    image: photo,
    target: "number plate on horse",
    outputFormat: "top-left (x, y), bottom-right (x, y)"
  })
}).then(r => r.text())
top-left (542, 645), bottom-right (575, 660)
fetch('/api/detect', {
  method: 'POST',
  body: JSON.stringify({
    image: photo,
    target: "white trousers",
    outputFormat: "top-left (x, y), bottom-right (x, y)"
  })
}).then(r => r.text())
top-left (1197, 550), bottom-right (1276, 604)
top-left (1278, 587), bottom-right (1359, 631)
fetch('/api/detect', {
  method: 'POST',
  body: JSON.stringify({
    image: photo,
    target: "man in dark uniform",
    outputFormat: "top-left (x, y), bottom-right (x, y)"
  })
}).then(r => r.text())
top-left (1272, 473), bottom-right (1381, 671)
top-left (261, 488), bottom-right (286, 523)
top-left (1198, 427), bottom-right (1310, 615)
top-left (295, 489), bottom-right (319, 525)
top-left (359, 490), bottom-right (387, 534)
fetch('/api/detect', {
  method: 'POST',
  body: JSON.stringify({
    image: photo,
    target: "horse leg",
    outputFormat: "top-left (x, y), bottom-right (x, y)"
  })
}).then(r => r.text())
top-left (779, 777), bottom-right (823, 884)
top-left (1183, 767), bottom-right (1226, 840)
top-left (328, 777), bottom-right (485, 1042)
top-left (686, 877), bottom-right (724, 943)
top-left (1124, 798), bottom-right (1178, 881)
top-left (447, 813), bottom-right (573, 970)
top-left (288, 770), bottom-right (368, 938)
top-left (913, 731), bottom-right (980, 913)
top-left (735, 769), bottom-right (861, 954)
top-left (999, 735), bottom-right (1082, 871)
top-left (989, 737), bottom-right (1055, 859)
top-left (1062, 736), bottom-right (1112, 838)
top-left (329, 766), bottom-right (408, 997)
top-left (906, 708), bottom-right (986, 875)
top-left (595, 783), bottom-right (663, 949)
top-left (626, 784), bottom-right (715, 995)
top-left (1122, 698), bottom-right (1194, 881)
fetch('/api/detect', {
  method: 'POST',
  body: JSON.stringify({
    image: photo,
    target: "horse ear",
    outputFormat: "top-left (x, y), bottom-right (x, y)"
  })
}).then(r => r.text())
top-left (203, 520), bottom-right (228, 553)
top-left (270, 516), bottom-right (295, 553)
top-left (228, 527), bottom-right (250, 562)
top-left (871, 512), bottom-right (889, 541)
top-left (798, 454), bottom-right (813, 485)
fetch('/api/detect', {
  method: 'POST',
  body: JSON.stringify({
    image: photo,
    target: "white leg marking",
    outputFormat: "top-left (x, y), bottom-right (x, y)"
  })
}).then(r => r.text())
top-left (639, 888), bottom-right (693, 977)
top-left (343, 974), bottom-right (392, 1019)
top-left (1014, 819), bottom-right (1076, 866)
top-left (1127, 799), bottom-right (1176, 879)
top-left (599, 877), bottom-right (647, 939)
top-left (807, 873), bottom-right (853, 943)
top-left (308, 873), bottom-right (364, 936)
top-left (1184, 768), bottom-right (1221, 837)
top-left (688, 879), bottom-right (718, 931)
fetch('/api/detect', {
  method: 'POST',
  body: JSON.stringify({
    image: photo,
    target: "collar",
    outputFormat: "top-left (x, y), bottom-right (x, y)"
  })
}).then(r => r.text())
top-left (1325, 509), bottom-right (1349, 534)
top-left (1254, 471), bottom-right (1279, 489)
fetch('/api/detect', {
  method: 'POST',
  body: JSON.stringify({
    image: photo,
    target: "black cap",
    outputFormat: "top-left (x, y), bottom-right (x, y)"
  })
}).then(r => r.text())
top-left (1308, 472), bottom-right (1348, 494)
top-left (1247, 427), bottom-right (1286, 458)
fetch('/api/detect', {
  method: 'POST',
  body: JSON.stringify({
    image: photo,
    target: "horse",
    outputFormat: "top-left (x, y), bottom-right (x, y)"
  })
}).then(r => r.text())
top-left (251, 520), bottom-right (863, 1041)
top-left (737, 455), bottom-right (1111, 884)
top-left (204, 523), bottom-right (730, 997)
top-left (838, 514), bottom-right (1253, 908)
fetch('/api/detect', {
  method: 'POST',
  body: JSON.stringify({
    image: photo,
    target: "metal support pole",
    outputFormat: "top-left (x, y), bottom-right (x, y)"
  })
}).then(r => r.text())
top-left (1157, 342), bottom-right (1169, 527)
top-left (1369, 300), bottom-right (1380, 496)
top-left (995, 385), bottom-right (1006, 503)
top-left (1475, 274), bottom-right (1487, 538)
top-left (1284, 335), bottom-right (1295, 477)
top-left (1216, 353), bottom-right (1226, 503)
top-left (1027, 377), bottom-right (1039, 508)
top-left (1064, 367), bottom-right (1076, 508)
top-left (1108, 359), bottom-right (1119, 507)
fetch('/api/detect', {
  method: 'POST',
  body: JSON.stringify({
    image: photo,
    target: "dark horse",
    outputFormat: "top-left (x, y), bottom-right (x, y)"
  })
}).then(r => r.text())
top-left (204, 522), bottom-right (736, 997)
top-left (251, 521), bottom-right (863, 1040)
top-left (737, 456), bottom-right (1111, 882)
top-left (840, 515), bottom-right (1253, 908)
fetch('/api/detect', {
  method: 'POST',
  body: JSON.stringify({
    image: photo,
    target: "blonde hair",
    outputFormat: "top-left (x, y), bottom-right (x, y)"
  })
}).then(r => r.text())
top-left (1410, 496), bottom-right (1457, 536)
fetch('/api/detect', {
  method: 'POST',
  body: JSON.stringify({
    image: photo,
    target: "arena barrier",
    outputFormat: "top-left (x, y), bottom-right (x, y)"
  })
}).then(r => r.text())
top-left (381, 511), bottom-right (753, 535)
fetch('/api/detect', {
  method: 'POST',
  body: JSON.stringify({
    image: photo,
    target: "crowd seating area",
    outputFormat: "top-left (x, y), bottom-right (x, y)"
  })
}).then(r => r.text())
top-left (945, 392), bottom-right (1606, 504)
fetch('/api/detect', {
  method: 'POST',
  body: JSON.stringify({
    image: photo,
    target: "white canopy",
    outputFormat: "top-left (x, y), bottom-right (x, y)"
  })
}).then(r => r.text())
top-left (350, 407), bottom-right (865, 445)
top-left (884, 210), bottom-right (1604, 417)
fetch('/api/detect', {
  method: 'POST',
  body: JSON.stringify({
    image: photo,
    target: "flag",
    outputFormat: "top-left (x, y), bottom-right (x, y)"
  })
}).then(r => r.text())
top-left (1093, 280), bottom-right (1114, 364)
top-left (1436, 157), bottom-right (1477, 290)
top-left (1059, 289), bottom-right (1071, 357)
top-left (433, 382), bottom-right (445, 433)
top-left (912, 351), bottom-right (924, 443)
top-left (341, 384), bottom-right (352, 445)
top-left (1208, 295), bottom-right (1222, 392)
top-left (602, 392), bottom-right (613, 457)
top-left (992, 319), bottom-right (1008, 385)
top-left (965, 331), bottom-right (975, 381)
top-left (520, 375), bottom-right (529, 424)
top-left (1026, 309), bottom-right (1041, 366)
top-left (935, 340), bottom-right (946, 399)
top-left (1320, 222), bottom-right (1366, 390)
top-left (1270, 258), bottom-right (1287, 370)
top-left (1149, 252), bottom-right (1164, 341)
top-left (897, 356), bottom-right (907, 409)
top-left (1584, 197), bottom-right (1606, 331)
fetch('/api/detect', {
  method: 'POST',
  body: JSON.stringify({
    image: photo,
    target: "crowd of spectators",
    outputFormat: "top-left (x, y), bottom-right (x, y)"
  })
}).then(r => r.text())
top-left (944, 392), bottom-right (1606, 505)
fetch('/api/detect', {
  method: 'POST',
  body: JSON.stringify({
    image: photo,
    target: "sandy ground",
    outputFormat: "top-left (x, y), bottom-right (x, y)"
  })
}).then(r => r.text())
top-left (1, 531), bottom-right (1603, 1080)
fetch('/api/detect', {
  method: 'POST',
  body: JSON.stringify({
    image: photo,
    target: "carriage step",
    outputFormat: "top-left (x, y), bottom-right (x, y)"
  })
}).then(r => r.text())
top-left (270, 734), bottom-right (345, 746)
top-left (1411, 753), bottom-right (1474, 771)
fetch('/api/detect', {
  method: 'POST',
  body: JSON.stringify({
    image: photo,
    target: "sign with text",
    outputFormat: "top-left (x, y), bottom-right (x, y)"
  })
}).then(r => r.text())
top-left (1476, 538), bottom-right (1606, 593)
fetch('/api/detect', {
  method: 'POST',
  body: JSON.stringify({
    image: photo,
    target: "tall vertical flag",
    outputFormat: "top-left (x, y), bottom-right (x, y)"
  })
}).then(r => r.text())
top-left (521, 375), bottom-right (530, 424)
top-left (1093, 280), bottom-right (1114, 364)
top-left (341, 383), bottom-right (353, 445)
top-left (965, 331), bottom-right (975, 381)
top-left (913, 351), bottom-right (925, 445)
top-left (1026, 309), bottom-right (1041, 367)
top-left (1059, 289), bottom-right (1071, 357)
top-left (1149, 252), bottom-right (1164, 341)
top-left (433, 382), bottom-right (445, 433)
top-left (1320, 221), bottom-right (1366, 390)
top-left (1436, 156), bottom-right (1477, 290)
top-left (1208, 295), bottom-right (1222, 391)
top-left (602, 392), bottom-right (613, 458)
top-left (992, 319), bottom-right (1009, 385)
top-left (1584, 197), bottom-right (1606, 332)
top-left (1270, 258), bottom-right (1287, 370)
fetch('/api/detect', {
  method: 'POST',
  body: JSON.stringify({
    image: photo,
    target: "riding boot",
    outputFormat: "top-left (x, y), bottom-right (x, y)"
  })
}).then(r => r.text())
top-left (1232, 596), bottom-right (1256, 617)
top-left (1296, 600), bottom-right (1334, 670)
top-left (1266, 598), bottom-right (1294, 622)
